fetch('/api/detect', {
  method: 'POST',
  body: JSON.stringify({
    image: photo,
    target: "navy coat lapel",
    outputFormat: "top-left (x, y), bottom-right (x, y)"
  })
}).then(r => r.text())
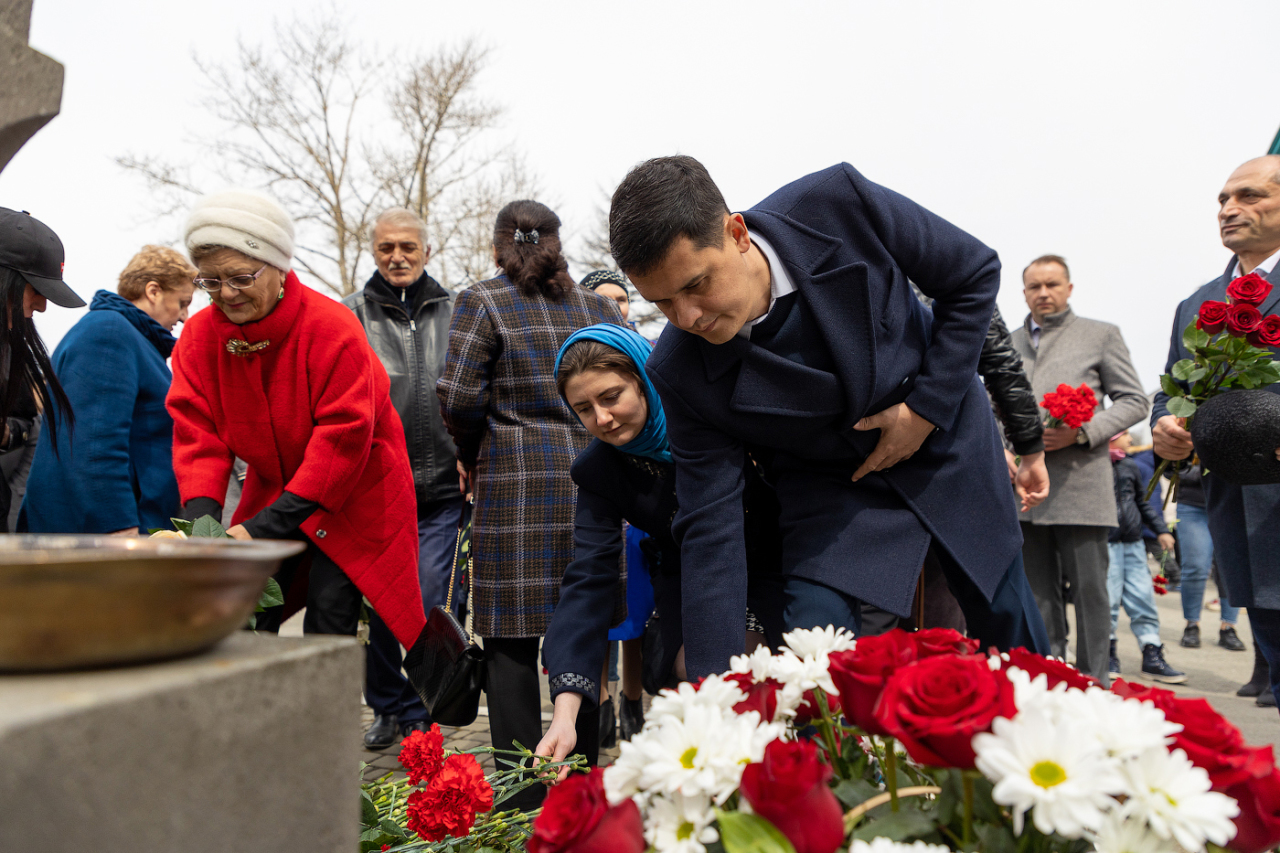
top-left (708, 210), bottom-right (877, 424)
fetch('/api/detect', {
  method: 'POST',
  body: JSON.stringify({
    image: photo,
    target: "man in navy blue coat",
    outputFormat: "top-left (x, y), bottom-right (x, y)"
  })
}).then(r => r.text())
top-left (1153, 154), bottom-right (1280, 709)
top-left (609, 156), bottom-right (1049, 678)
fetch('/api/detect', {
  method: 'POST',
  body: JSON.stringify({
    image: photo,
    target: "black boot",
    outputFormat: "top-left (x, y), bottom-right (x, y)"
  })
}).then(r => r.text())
top-left (1108, 639), bottom-right (1120, 675)
top-left (619, 695), bottom-right (645, 741)
top-left (1141, 644), bottom-right (1187, 684)
top-left (1238, 637), bottom-right (1270, 697)
top-left (599, 696), bottom-right (617, 749)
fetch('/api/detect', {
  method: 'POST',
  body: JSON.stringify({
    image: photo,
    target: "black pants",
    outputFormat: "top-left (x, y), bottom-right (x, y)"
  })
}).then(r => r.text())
top-left (254, 543), bottom-right (361, 636)
top-left (483, 636), bottom-right (598, 811)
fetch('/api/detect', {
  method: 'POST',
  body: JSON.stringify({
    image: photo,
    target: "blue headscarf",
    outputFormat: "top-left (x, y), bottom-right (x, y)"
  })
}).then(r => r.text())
top-left (555, 324), bottom-right (671, 464)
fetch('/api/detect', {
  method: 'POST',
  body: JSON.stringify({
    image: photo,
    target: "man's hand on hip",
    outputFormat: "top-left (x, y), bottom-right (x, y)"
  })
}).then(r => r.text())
top-left (851, 403), bottom-right (936, 483)
top-left (1153, 415), bottom-right (1194, 461)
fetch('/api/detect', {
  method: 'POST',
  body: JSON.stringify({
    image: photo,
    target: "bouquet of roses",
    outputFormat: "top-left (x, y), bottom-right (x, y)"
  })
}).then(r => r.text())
top-left (1147, 272), bottom-right (1280, 501)
top-left (522, 626), bottom-right (1280, 853)
top-left (1040, 383), bottom-right (1099, 431)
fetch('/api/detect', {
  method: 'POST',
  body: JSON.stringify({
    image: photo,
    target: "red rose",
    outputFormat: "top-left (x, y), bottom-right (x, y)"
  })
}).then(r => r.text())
top-left (828, 630), bottom-right (918, 736)
top-left (528, 768), bottom-right (645, 853)
top-left (1002, 647), bottom-right (1099, 692)
top-left (405, 753), bottom-right (494, 842)
top-left (793, 688), bottom-right (841, 727)
top-left (911, 627), bottom-right (982, 658)
top-left (1198, 300), bottom-right (1231, 335)
top-left (739, 738), bottom-right (844, 853)
top-left (399, 724), bottom-right (446, 785)
top-left (874, 653), bottom-right (1016, 768)
top-left (1248, 314), bottom-right (1280, 349)
top-left (1228, 303), bottom-right (1264, 338)
top-left (1227, 272), bottom-right (1274, 307)
top-left (724, 672), bottom-right (784, 721)
top-left (1225, 762), bottom-right (1280, 853)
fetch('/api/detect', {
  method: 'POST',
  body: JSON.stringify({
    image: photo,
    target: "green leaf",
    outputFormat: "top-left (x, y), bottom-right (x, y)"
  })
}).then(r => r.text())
top-left (378, 818), bottom-right (407, 838)
top-left (190, 514), bottom-right (230, 539)
top-left (1171, 359), bottom-right (1196, 380)
top-left (360, 790), bottom-right (379, 827)
top-left (1167, 396), bottom-right (1198, 418)
top-left (1189, 366), bottom-right (1211, 382)
top-left (975, 823), bottom-right (1019, 853)
top-left (717, 811), bottom-right (797, 853)
top-left (169, 518), bottom-right (195, 536)
top-left (834, 778), bottom-right (881, 810)
top-left (1159, 374), bottom-right (1183, 398)
top-left (257, 577), bottom-right (284, 610)
top-left (1183, 323), bottom-right (1210, 351)
top-left (851, 806), bottom-right (936, 842)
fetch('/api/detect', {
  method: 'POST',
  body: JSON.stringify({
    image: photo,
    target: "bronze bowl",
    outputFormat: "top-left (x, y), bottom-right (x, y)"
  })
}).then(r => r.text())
top-left (0, 535), bottom-right (306, 671)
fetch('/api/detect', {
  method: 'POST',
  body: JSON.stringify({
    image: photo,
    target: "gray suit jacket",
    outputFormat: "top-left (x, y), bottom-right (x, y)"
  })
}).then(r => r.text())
top-left (1152, 261), bottom-right (1280, 610)
top-left (1012, 308), bottom-right (1149, 527)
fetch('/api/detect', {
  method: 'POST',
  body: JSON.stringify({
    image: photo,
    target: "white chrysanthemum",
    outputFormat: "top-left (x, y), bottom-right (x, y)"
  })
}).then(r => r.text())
top-left (1061, 688), bottom-right (1181, 758)
top-left (781, 624), bottom-right (857, 659)
top-left (988, 652), bottom-right (1006, 671)
top-left (644, 790), bottom-right (719, 853)
top-left (1090, 809), bottom-right (1180, 853)
top-left (973, 706), bottom-right (1128, 838)
top-left (729, 644), bottom-right (778, 682)
top-left (1119, 746), bottom-right (1238, 852)
top-left (848, 839), bottom-right (951, 853)
top-left (604, 739), bottom-right (647, 805)
top-left (648, 676), bottom-right (746, 724)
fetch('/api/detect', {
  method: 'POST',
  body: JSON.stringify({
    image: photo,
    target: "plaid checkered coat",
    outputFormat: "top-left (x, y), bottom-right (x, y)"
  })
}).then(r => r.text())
top-left (437, 275), bottom-right (623, 637)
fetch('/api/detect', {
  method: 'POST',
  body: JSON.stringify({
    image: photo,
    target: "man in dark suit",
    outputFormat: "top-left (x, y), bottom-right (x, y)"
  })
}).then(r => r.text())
top-left (609, 156), bottom-right (1049, 678)
top-left (1153, 154), bottom-right (1280, 709)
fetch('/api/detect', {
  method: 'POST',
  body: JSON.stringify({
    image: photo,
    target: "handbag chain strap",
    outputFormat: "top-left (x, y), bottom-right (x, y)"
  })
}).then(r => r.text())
top-left (445, 499), bottom-right (469, 613)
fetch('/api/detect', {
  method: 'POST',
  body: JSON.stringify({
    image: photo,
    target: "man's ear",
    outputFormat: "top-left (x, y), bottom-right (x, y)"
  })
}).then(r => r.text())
top-left (727, 213), bottom-right (751, 254)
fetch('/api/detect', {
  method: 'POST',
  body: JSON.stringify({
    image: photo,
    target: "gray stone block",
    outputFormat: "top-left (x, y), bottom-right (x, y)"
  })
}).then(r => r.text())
top-left (0, 632), bottom-right (363, 852)
top-left (0, 0), bottom-right (63, 175)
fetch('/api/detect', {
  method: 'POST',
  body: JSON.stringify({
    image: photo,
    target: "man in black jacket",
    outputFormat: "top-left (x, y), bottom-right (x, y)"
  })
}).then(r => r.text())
top-left (344, 208), bottom-right (464, 750)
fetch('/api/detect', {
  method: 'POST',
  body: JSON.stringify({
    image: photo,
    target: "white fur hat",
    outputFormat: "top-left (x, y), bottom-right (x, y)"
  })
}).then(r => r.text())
top-left (184, 189), bottom-right (295, 270)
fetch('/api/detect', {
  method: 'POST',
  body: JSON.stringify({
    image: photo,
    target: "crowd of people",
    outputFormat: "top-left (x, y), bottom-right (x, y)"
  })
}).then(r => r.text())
top-left (1, 150), bottom-right (1278, 796)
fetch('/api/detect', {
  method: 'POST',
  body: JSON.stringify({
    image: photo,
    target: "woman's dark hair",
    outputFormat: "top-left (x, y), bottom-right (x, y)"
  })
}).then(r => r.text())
top-left (556, 339), bottom-right (644, 401)
top-left (493, 200), bottom-right (574, 299)
top-left (0, 267), bottom-right (73, 446)
top-left (609, 155), bottom-right (730, 277)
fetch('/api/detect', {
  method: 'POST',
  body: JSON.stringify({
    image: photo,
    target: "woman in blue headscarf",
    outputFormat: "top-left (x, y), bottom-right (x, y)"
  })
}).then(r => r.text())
top-left (536, 324), bottom-right (781, 778)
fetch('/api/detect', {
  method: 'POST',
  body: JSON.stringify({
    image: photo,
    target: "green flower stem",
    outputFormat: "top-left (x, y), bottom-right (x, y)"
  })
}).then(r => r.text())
top-left (813, 687), bottom-right (843, 772)
top-left (962, 770), bottom-right (975, 848)
top-left (883, 736), bottom-right (900, 812)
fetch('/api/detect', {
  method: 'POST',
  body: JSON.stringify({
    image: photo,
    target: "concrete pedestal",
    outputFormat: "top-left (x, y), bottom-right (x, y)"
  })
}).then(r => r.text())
top-left (0, 632), bottom-right (363, 852)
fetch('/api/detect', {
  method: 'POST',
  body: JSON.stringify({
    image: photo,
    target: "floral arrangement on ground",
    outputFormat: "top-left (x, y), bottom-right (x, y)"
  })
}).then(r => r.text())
top-left (362, 626), bottom-right (1280, 853)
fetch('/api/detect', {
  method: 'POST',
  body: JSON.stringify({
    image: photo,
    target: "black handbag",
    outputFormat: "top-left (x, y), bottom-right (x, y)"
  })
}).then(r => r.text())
top-left (404, 500), bottom-right (486, 727)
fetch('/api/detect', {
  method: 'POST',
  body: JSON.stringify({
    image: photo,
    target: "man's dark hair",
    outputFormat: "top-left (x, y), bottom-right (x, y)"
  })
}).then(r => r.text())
top-left (609, 155), bottom-right (730, 276)
top-left (1022, 254), bottom-right (1070, 281)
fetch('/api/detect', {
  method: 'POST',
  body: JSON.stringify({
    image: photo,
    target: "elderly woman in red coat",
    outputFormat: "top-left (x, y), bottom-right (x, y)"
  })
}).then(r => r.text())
top-left (167, 189), bottom-right (425, 651)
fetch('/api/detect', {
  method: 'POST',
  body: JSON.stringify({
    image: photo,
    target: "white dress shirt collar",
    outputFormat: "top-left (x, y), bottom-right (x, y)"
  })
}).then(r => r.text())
top-left (738, 232), bottom-right (798, 339)
top-left (1232, 247), bottom-right (1280, 279)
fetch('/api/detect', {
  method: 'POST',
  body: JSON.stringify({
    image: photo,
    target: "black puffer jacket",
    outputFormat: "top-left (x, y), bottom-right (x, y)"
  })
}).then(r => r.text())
top-left (980, 306), bottom-right (1044, 455)
top-left (344, 271), bottom-right (458, 510)
top-left (1110, 456), bottom-right (1170, 543)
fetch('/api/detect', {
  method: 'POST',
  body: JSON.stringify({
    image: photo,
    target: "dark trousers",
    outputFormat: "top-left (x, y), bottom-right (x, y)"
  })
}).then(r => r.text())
top-left (1021, 523), bottom-right (1112, 683)
top-left (254, 544), bottom-right (361, 635)
top-left (1248, 608), bottom-right (1280, 713)
top-left (785, 546), bottom-right (1049, 655)
top-left (364, 497), bottom-right (466, 723)
top-left (483, 636), bottom-right (599, 811)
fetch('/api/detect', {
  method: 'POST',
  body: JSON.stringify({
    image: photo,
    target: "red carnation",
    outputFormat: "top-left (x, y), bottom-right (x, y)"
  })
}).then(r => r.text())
top-left (828, 630), bottom-right (918, 736)
top-left (874, 653), bottom-right (1016, 768)
top-left (1227, 303), bottom-right (1264, 338)
top-left (405, 753), bottom-right (494, 842)
top-left (1002, 647), bottom-right (1099, 692)
top-left (1041, 383), bottom-right (1097, 430)
top-left (528, 768), bottom-right (644, 853)
top-left (740, 738), bottom-right (845, 853)
top-left (1198, 300), bottom-right (1231, 335)
top-left (1227, 272), bottom-right (1274, 306)
top-left (399, 724), bottom-right (446, 785)
top-left (1248, 314), bottom-right (1280, 349)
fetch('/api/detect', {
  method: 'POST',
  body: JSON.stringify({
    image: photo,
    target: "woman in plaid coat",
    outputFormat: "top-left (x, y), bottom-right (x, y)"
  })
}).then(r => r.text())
top-left (437, 200), bottom-right (622, 806)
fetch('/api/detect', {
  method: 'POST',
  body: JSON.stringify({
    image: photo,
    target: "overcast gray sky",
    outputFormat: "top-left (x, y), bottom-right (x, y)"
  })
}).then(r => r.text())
top-left (3, 0), bottom-right (1279, 393)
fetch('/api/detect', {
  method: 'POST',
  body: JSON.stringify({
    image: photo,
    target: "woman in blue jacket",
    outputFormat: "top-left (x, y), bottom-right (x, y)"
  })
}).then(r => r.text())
top-left (536, 324), bottom-right (780, 777)
top-left (23, 245), bottom-right (196, 533)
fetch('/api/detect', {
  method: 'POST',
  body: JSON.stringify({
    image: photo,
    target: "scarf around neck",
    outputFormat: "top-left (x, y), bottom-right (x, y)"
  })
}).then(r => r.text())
top-left (555, 323), bottom-right (671, 464)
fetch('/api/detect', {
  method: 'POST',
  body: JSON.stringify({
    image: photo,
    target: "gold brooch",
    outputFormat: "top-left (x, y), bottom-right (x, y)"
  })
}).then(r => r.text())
top-left (226, 339), bottom-right (271, 356)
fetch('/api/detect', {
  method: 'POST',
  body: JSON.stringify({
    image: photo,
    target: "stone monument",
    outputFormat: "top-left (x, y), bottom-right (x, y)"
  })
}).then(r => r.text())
top-left (0, 0), bottom-right (63, 174)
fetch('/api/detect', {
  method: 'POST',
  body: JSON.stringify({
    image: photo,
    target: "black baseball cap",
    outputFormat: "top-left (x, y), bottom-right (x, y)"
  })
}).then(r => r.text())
top-left (0, 207), bottom-right (85, 308)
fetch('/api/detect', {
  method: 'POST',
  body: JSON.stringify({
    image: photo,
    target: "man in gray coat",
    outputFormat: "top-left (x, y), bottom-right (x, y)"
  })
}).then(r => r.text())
top-left (1154, 155), bottom-right (1280, 709)
top-left (1012, 255), bottom-right (1173, 685)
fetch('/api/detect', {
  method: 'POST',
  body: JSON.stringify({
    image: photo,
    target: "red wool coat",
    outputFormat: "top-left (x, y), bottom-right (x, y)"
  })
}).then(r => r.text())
top-left (167, 273), bottom-right (425, 648)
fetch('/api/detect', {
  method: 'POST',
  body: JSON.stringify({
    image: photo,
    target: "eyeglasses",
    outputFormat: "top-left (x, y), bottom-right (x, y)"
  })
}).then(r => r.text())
top-left (193, 264), bottom-right (268, 293)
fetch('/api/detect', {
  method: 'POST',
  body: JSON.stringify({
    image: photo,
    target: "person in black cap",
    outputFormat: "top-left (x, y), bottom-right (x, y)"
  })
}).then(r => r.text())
top-left (580, 269), bottom-right (635, 329)
top-left (0, 206), bottom-right (84, 530)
